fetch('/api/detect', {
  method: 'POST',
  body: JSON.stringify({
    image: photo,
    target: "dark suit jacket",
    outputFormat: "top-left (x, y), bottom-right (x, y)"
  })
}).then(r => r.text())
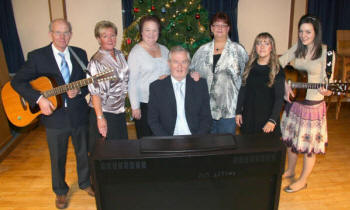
top-left (148, 74), bottom-right (212, 136)
top-left (11, 44), bottom-right (89, 129)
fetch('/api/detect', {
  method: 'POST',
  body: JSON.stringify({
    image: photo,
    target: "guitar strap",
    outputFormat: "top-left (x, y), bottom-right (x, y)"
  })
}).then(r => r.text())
top-left (326, 47), bottom-right (333, 81)
top-left (68, 47), bottom-right (91, 76)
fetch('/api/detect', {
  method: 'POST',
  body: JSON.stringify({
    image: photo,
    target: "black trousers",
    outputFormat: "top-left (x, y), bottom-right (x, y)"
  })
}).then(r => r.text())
top-left (46, 123), bottom-right (90, 195)
top-left (135, 102), bottom-right (153, 139)
top-left (88, 110), bottom-right (128, 153)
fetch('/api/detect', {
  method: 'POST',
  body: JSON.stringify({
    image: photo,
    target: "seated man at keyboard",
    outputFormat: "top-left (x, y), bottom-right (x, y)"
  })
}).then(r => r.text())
top-left (148, 46), bottom-right (212, 136)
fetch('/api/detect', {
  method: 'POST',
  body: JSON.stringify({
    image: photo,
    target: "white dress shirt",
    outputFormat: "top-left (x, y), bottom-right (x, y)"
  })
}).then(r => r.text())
top-left (52, 44), bottom-right (73, 75)
top-left (171, 76), bottom-right (191, 135)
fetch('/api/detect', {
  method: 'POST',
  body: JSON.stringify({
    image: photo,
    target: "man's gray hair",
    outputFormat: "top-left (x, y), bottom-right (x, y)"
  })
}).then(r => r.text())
top-left (49, 18), bottom-right (72, 32)
top-left (168, 46), bottom-right (191, 62)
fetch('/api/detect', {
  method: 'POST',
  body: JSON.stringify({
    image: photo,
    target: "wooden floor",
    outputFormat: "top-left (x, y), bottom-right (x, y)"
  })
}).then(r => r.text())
top-left (0, 103), bottom-right (350, 210)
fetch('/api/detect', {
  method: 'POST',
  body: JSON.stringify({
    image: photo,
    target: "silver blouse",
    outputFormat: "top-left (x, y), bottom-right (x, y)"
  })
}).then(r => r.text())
top-left (87, 48), bottom-right (129, 114)
top-left (190, 39), bottom-right (248, 120)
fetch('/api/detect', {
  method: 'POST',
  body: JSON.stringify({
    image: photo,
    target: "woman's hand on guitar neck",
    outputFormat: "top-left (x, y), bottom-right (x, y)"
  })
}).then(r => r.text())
top-left (284, 81), bottom-right (295, 103)
top-left (38, 97), bottom-right (55, 115)
top-left (318, 87), bottom-right (332, 96)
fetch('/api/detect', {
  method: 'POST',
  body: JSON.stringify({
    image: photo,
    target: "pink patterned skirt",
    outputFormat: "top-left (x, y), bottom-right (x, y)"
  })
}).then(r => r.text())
top-left (281, 100), bottom-right (328, 156)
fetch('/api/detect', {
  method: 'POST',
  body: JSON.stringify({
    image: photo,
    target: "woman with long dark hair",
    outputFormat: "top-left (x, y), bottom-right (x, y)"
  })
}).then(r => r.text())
top-left (279, 14), bottom-right (332, 193)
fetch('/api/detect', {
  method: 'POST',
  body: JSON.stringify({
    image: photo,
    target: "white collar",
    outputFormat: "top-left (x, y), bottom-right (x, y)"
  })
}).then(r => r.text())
top-left (171, 76), bottom-right (186, 85)
top-left (51, 44), bottom-right (69, 56)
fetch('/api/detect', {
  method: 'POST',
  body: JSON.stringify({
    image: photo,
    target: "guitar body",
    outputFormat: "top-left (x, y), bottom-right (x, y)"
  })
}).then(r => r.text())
top-left (1, 77), bottom-right (59, 127)
top-left (284, 65), bottom-right (308, 101)
top-left (1, 69), bottom-right (116, 127)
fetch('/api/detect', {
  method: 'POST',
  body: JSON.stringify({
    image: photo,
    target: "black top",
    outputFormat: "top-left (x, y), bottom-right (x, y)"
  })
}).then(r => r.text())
top-left (212, 54), bottom-right (221, 73)
top-left (236, 61), bottom-right (285, 134)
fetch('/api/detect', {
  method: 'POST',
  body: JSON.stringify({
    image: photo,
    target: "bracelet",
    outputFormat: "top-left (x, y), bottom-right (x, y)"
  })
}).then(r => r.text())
top-left (97, 115), bottom-right (104, 120)
top-left (268, 119), bottom-right (276, 125)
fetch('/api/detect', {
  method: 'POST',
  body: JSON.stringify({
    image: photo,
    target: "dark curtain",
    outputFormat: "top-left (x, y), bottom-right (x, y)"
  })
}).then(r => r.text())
top-left (122, 0), bottom-right (134, 28)
top-left (0, 0), bottom-right (24, 73)
top-left (201, 0), bottom-right (239, 42)
top-left (308, 0), bottom-right (350, 50)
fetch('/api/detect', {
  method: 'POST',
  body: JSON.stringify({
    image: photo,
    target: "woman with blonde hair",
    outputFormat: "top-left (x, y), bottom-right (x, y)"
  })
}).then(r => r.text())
top-left (87, 20), bottom-right (129, 153)
top-left (236, 32), bottom-right (285, 134)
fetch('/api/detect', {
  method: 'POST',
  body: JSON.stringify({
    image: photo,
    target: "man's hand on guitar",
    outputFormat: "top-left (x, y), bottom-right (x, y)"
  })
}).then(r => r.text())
top-left (67, 88), bottom-right (80, 98)
top-left (284, 81), bottom-right (295, 103)
top-left (38, 97), bottom-right (55, 115)
top-left (318, 87), bottom-right (332, 96)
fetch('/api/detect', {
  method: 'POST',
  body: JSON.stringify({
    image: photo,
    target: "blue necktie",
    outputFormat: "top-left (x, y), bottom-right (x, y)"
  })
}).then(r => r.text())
top-left (58, 52), bottom-right (70, 84)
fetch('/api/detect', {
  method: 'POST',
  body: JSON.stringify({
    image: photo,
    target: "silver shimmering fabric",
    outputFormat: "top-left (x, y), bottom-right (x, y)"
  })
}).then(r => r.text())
top-left (190, 39), bottom-right (248, 120)
top-left (87, 48), bottom-right (129, 114)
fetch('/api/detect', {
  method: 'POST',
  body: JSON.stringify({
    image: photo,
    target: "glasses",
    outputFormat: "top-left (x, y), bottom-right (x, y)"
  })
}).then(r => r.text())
top-left (171, 60), bottom-right (189, 65)
top-left (212, 24), bottom-right (228, 28)
top-left (52, 31), bottom-right (71, 36)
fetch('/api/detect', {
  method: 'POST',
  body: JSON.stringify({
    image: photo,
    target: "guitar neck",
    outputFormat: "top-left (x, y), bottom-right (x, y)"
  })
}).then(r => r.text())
top-left (42, 77), bottom-right (93, 97)
top-left (291, 82), bottom-right (326, 89)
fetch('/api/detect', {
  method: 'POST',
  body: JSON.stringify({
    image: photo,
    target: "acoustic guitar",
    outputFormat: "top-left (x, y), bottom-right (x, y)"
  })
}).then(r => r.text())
top-left (284, 65), bottom-right (350, 101)
top-left (1, 69), bottom-right (116, 127)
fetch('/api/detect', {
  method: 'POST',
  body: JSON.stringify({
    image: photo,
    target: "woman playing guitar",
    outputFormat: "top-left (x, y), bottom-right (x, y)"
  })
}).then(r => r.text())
top-left (279, 15), bottom-right (333, 193)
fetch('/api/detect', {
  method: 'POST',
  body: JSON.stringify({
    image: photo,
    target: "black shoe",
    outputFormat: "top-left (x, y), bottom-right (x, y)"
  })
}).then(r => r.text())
top-left (55, 194), bottom-right (68, 209)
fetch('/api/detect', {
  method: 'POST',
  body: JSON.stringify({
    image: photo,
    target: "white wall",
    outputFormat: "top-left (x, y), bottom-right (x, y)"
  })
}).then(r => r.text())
top-left (12, 0), bottom-right (123, 59)
top-left (13, 0), bottom-right (294, 58)
top-left (237, 0), bottom-right (291, 54)
top-left (66, 0), bottom-right (123, 59)
top-left (291, 0), bottom-right (307, 46)
top-left (12, 0), bottom-right (51, 58)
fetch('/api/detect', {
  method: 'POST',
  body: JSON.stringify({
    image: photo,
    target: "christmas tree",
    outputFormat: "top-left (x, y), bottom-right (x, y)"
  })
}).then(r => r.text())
top-left (121, 0), bottom-right (211, 57)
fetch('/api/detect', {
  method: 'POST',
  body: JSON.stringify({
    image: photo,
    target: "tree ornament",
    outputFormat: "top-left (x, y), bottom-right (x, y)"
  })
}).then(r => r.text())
top-left (195, 13), bottom-right (200, 19)
top-left (151, 5), bottom-right (156, 11)
top-left (183, 8), bottom-right (188, 13)
top-left (199, 25), bottom-right (205, 32)
top-left (147, 9), bottom-right (151, 13)
top-left (161, 7), bottom-right (166, 13)
top-left (165, 3), bottom-right (170, 8)
top-left (126, 38), bottom-right (132, 45)
top-left (190, 38), bottom-right (195, 44)
top-left (161, 18), bottom-right (165, 22)
top-left (186, 26), bottom-right (192, 31)
top-left (173, 14), bottom-right (176, 18)
top-left (189, 1), bottom-right (193, 5)
top-left (133, 8), bottom-right (140, 13)
top-left (176, 33), bottom-right (179, 36)
top-left (138, 0), bottom-right (144, 3)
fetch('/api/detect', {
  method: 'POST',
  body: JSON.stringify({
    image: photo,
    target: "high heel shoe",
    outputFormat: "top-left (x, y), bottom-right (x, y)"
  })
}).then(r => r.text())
top-left (283, 184), bottom-right (307, 193)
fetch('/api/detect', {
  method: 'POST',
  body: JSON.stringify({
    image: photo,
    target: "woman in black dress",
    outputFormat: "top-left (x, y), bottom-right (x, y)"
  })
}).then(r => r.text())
top-left (236, 32), bottom-right (284, 134)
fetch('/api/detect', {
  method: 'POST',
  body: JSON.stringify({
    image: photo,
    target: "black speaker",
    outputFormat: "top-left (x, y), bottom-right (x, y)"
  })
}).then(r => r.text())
top-left (91, 134), bottom-right (285, 210)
